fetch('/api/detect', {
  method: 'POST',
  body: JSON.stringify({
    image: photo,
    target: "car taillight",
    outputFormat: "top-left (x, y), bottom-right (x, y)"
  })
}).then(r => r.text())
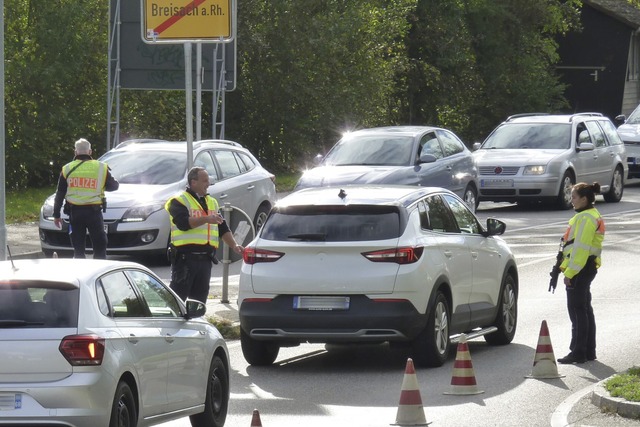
top-left (243, 248), bottom-right (284, 265)
top-left (59, 334), bottom-right (105, 366)
top-left (362, 246), bottom-right (424, 264)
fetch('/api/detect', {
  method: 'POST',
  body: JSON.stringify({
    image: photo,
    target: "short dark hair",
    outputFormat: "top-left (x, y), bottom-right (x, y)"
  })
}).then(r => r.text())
top-left (573, 182), bottom-right (601, 205)
top-left (187, 167), bottom-right (206, 185)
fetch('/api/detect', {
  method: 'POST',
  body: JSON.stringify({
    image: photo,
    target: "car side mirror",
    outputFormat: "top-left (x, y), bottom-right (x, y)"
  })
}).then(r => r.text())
top-left (313, 154), bottom-right (324, 165)
top-left (184, 298), bottom-right (207, 319)
top-left (418, 153), bottom-right (437, 164)
top-left (484, 218), bottom-right (506, 236)
top-left (614, 114), bottom-right (626, 126)
top-left (577, 142), bottom-right (595, 152)
top-left (472, 142), bottom-right (482, 151)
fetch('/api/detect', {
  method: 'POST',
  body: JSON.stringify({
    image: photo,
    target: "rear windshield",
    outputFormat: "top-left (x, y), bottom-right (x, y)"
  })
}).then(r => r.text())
top-left (261, 205), bottom-right (401, 242)
top-left (0, 285), bottom-right (79, 328)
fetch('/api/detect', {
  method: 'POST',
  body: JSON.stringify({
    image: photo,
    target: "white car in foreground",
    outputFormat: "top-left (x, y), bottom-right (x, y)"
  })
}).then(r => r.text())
top-left (0, 259), bottom-right (229, 427)
top-left (238, 185), bottom-right (518, 367)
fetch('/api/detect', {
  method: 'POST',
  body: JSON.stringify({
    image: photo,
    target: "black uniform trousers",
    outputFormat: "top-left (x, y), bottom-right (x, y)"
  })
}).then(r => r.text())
top-left (169, 252), bottom-right (214, 303)
top-left (565, 256), bottom-right (597, 360)
top-left (69, 204), bottom-right (107, 259)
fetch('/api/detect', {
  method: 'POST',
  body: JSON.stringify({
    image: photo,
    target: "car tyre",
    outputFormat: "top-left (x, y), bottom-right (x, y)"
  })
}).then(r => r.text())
top-left (556, 171), bottom-right (574, 210)
top-left (241, 328), bottom-right (279, 366)
top-left (412, 291), bottom-right (451, 367)
top-left (485, 272), bottom-right (518, 345)
top-left (190, 355), bottom-right (229, 427)
top-left (463, 184), bottom-right (479, 213)
top-left (109, 381), bottom-right (137, 427)
top-left (253, 203), bottom-right (271, 232)
top-left (603, 166), bottom-right (624, 203)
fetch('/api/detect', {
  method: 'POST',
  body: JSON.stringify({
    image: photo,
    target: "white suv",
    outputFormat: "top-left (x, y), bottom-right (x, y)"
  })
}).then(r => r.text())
top-left (615, 105), bottom-right (640, 179)
top-left (473, 113), bottom-right (627, 209)
top-left (238, 185), bottom-right (518, 367)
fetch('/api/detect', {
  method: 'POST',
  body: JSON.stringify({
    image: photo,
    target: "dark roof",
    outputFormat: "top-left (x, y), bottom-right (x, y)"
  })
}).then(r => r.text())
top-left (584, 0), bottom-right (640, 28)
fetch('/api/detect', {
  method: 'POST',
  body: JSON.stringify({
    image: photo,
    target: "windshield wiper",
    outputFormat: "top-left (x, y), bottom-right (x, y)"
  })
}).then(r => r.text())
top-left (287, 233), bottom-right (327, 241)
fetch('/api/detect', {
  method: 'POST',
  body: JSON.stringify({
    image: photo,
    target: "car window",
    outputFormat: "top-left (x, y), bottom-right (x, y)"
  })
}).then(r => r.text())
top-left (442, 194), bottom-right (481, 234)
top-left (99, 271), bottom-right (148, 318)
top-left (437, 130), bottom-right (465, 157)
top-left (194, 150), bottom-right (219, 179)
top-left (423, 195), bottom-right (458, 233)
top-left (323, 135), bottom-right (415, 166)
top-left (627, 105), bottom-right (640, 123)
top-left (598, 120), bottom-right (624, 146)
top-left (126, 270), bottom-right (182, 318)
top-left (0, 285), bottom-right (78, 327)
top-left (213, 150), bottom-right (242, 179)
top-left (419, 133), bottom-right (444, 160)
top-left (261, 205), bottom-right (401, 241)
top-left (483, 123), bottom-right (571, 149)
top-left (101, 150), bottom-right (187, 184)
top-left (238, 152), bottom-right (256, 171)
top-left (584, 121), bottom-right (607, 148)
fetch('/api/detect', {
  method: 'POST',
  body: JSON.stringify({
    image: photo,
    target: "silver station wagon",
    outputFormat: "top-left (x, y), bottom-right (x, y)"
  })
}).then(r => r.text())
top-left (472, 113), bottom-right (628, 209)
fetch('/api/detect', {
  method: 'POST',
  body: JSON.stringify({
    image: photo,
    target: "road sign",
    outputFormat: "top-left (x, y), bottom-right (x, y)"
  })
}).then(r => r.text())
top-left (141, 0), bottom-right (234, 43)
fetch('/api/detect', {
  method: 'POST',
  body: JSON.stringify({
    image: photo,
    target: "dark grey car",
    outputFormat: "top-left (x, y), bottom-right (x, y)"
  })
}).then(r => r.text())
top-left (294, 126), bottom-right (480, 211)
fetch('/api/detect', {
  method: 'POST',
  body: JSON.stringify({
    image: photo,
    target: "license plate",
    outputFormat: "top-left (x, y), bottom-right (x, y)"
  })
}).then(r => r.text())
top-left (293, 296), bottom-right (350, 311)
top-left (0, 393), bottom-right (21, 410)
top-left (481, 178), bottom-right (514, 188)
top-left (628, 158), bottom-right (639, 165)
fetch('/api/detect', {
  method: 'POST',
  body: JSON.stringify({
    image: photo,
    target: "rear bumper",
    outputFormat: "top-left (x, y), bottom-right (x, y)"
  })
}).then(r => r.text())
top-left (239, 295), bottom-right (427, 344)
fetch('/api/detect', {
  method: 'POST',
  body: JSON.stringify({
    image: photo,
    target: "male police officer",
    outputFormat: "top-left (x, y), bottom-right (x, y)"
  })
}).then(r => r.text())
top-left (165, 166), bottom-right (244, 303)
top-left (53, 138), bottom-right (119, 259)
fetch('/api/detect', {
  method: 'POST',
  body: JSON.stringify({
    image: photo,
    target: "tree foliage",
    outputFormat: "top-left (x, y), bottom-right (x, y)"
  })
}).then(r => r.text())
top-left (4, 0), bottom-right (584, 187)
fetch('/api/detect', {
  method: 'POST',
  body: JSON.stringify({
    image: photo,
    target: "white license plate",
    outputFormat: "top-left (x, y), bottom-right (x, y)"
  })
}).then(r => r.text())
top-left (293, 296), bottom-right (350, 311)
top-left (481, 178), bottom-right (514, 188)
top-left (0, 393), bottom-right (21, 410)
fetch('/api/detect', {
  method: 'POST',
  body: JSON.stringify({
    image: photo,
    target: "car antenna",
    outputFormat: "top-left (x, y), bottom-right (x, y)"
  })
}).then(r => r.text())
top-left (338, 189), bottom-right (347, 199)
top-left (6, 245), bottom-right (17, 271)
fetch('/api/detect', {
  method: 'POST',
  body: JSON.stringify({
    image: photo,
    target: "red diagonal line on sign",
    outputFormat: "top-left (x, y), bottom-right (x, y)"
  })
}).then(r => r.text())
top-left (154, 0), bottom-right (207, 35)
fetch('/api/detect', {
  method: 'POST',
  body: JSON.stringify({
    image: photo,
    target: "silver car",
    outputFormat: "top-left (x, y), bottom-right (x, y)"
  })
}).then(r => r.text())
top-left (39, 139), bottom-right (276, 258)
top-left (0, 258), bottom-right (229, 427)
top-left (473, 113), bottom-right (628, 209)
top-left (294, 126), bottom-right (480, 211)
top-left (615, 105), bottom-right (640, 179)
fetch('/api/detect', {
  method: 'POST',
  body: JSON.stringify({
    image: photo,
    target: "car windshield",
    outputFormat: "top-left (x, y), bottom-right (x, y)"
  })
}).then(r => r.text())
top-left (323, 135), bottom-right (414, 166)
top-left (482, 123), bottom-right (571, 149)
top-left (101, 150), bottom-right (187, 184)
top-left (626, 106), bottom-right (640, 124)
top-left (261, 205), bottom-right (401, 241)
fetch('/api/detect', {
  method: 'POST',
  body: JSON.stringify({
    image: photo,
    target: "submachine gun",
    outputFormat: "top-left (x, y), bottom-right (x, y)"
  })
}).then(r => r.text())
top-left (548, 238), bottom-right (571, 293)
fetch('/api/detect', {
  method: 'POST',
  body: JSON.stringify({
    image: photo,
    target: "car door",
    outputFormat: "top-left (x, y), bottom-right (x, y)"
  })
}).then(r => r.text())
top-left (584, 120), bottom-right (614, 184)
top-left (417, 132), bottom-right (451, 188)
top-left (208, 149), bottom-right (256, 218)
top-left (422, 195), bottom-right (473, 332)
top-left (98, 271), bottom-right (168, 417)
top-left (441, 194), bottom-right (502, 326)
top-left (436, 129), bottom-right (473, 196)
top-left (573, 122), bottom-right (602, 183)
top-left (125, 269), bottom-right (209, 413)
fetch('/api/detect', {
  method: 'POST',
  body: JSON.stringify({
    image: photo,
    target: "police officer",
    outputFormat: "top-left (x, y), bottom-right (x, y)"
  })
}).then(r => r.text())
top-left (165, 166), bottom-right (244, 303)
top-left (53, 138), bottom-right (119, 259)
top-left (557, 182), bottom-right (605, 364)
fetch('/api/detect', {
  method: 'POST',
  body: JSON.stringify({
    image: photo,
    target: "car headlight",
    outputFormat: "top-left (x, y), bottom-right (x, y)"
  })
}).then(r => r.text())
top-left (41, 195), bottom-right (55, 220)
top-left (121, 203), bottom-right (165, 222)
top-left (523, 165), bottom-right (546, 175)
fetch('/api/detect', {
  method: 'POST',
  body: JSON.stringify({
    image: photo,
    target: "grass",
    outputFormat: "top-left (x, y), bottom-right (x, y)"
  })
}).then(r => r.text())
top-left (605, 367), bottom-right (640, 402)
top-left (6, 187), bottom-right (55, 224)
top-left (275, 171), bottom-right (301, 193)
top-left (207, 316), bottom-right (240, 340)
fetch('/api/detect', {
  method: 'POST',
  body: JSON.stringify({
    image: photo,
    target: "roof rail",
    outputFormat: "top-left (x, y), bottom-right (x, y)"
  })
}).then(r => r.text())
top-left (505, 113), bottom-right (549, 122)
top-left (195, 139), bottom-right (244, 148)
top-left (114, 138), bottom-right (168, 149)
top-left (569, 112), bottom-right (603, 121)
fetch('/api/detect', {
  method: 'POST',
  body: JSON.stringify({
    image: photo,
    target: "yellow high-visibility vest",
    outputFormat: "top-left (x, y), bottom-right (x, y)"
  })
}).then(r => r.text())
top-left (165, 192), bottom-right (220, 248)
top-left (62, 160), bottom-right (107, 205)
top-left (560, 208), bottom-right (605, 279)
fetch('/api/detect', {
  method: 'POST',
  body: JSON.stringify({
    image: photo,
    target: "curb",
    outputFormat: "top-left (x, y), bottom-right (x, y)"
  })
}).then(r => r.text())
top-left (9, 251), bottom-right (45, 260)
top-left (591, 377), bottom-right (640, 420)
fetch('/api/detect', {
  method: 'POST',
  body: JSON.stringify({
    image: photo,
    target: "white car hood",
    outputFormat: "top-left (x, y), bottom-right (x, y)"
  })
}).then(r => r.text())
top-left (617, 123), bottom-right (640, 142)
top-left (473, 148), bottom-right (562, 165)
top-left (105, 183), bottom-right (182, 208)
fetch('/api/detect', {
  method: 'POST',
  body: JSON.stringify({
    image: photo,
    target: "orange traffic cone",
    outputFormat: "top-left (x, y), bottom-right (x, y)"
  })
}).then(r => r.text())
top-left (250, 409), bottom-right (263, 426)
top-left (391, 358), bottom-right (429, 426)
top-left (443, 334), bottom-right (484, 395)
top-left (525, 320), bottom-right (564, 379)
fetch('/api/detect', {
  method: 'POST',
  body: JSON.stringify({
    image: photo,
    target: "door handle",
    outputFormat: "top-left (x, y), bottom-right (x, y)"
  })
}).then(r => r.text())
top-left (164, 333), bottom-right (174, 343)
top-left (443, 250), bottom-right (452, 258)
top-left (247, 185), bottom-right (255, 191)
top-left (471, 251), bottom-right (478, 259)
top-left (218, 193), bottom-right (228, 200)
top-left (128, 334), bottom-right (138, 344)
